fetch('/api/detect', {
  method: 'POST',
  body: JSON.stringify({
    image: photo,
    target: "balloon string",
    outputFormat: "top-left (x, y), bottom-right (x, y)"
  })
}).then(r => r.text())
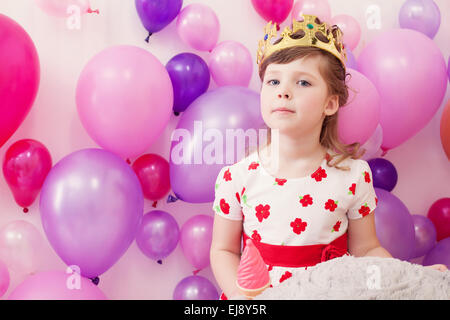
top-left (145, 32), bottom-right (153, 43)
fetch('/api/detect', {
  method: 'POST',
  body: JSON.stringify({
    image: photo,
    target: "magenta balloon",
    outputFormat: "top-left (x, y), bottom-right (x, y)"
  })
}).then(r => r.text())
top-left (0, 14), bottom-right (40, 149)
top-left (136, 210), bottom-right (180, 261)
top-left (373, 188), bottom-right (415, 260)
top-left (427, 198), bottom-right (450, 241)
top-left (251, 0), bottom-right (294, 25)
top-left (173, 275), bottom-right (218, 300)
top-left (169, 86), bottom-right (264, 203)
top-left (76, 45), bottom-right (173, 159)
top-left (423, 237), bottom-right (450, 269)
top-left (180, 215), bottom-right (213, 270)
top-left (358, 29), bottom-right (447, 150)
top-left (411, 215), bottom-right (437, 258)
top-left (399, 0), bottom-right (441, 39)
top-left (39, 148), bottom-right (144, 278)
top-left (8, 270), bottom-right (107, 300)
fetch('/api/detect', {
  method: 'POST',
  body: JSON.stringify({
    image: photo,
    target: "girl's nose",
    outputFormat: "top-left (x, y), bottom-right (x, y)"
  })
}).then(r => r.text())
top-left (278, 93), bottom-right (291, 99)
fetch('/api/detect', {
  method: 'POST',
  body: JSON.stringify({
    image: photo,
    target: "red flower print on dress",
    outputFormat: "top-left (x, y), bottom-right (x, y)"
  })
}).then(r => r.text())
top-left (268, 265), bottom-right (273, 272)
top-left (274, 178), bottom-right (287, 186)
top-left (279, 271), bottom-right (292, 283)
top-left (251, 230), bottom-right (261, 243)
top-left (311, 167), bottom-right (327, 182)
top-left (358, 203), bottom-right (371, 217)
top-left (248, 162), bottom-right (259, 170)
top-left (375, 197), bottom-right (378, 205)
top-left (364, 171), bottom-right (371, 183)
top-left (255, 204), bottom-right (270, 222)
top-left (235, 192), bottom-right (240, 204)
top-left (219, 199), bottom-right (230, 214)
top-left (324, 199), bottom-right (338, 212)
top-left (223, 168), bottom-right (232, 181)
top-left (332, 221), bottom-right (341, 232)
top-left (299, 194), bottom-right (313, 207)
top-left (290, 218), bottom-right (307, 235)
top-left (348, 183), bottom-right (356, 195)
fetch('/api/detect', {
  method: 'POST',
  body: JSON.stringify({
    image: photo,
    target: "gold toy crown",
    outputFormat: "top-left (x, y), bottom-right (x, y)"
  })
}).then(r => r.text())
top-left (257, 14), bottom-right (347, 67)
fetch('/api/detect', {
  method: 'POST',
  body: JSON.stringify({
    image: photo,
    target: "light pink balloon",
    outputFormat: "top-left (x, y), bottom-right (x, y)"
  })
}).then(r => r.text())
top-left (0, 260), bottom-right (10, 298)
top-left (176, 3), bottom-right (220, 52)
top-left (76, 45), bottom-right (173, 159)
top-left (0, 220), bottom-right (44, 276)
top-left (292, 0), bottom-right (332, 23)
top-left (34, 0), bottom-right (92, 17)
top-left (331, 14), bottom-right (361, 51)
top-left (209, 41), bottom-right (253, 87)
top-left (358, 29), bottom-right (447, 150)
top-left (361, 124), bottom-right (384, 160)
top-left (8, 270), bottom-right (107, 300)
top-left (180, 215), bottom-right (213, 270)
top-left (338, 68), bottom-right (380, 146)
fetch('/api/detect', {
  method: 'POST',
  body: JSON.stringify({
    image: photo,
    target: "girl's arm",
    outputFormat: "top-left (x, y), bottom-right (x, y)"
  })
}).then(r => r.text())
top-left (210, 214), bottom-right (243, 298)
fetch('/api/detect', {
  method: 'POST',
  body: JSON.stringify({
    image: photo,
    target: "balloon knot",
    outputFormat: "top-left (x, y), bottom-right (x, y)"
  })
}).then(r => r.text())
top-left (86, 7), bottom-right (99, 14)
top-left (174, 111), bottom-right (180, 116)
top-left (166, 194), bottom-right (178, 203)
top-left (145, 32), bottom-right (153, 43)
top-left (152, 201), bottom-right (158, 208)
top-left (157, 260), bottom-right (162, 264)
top-left (90, 277), bottom-right (100, 285)
top-left (23, 207), bottom-right (29, 213)
top-left (192, 269), bottom-right (201, 276)
top-left (381, 147), bottom-right (389, 157)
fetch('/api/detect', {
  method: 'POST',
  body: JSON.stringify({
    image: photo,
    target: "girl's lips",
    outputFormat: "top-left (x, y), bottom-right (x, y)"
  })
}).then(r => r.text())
top-left (273, 108), bottom-right (295, 113)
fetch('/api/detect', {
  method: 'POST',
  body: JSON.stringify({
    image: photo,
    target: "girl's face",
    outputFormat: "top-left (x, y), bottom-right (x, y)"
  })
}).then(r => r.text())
top-left (260, 55), bottom-right (338, 136)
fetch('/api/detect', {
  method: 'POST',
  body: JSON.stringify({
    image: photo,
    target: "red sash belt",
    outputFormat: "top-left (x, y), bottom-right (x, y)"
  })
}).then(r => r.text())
top-left (242, 232), bottom-right (349, 268)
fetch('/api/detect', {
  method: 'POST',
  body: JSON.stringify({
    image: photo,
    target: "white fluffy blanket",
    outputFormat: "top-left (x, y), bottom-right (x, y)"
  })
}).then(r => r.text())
top-left (256, 255), bottom-right (450, 300)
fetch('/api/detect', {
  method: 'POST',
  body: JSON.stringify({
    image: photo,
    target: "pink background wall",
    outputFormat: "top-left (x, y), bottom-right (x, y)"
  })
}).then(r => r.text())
top-left (0, 0), bottom-right (449, 299)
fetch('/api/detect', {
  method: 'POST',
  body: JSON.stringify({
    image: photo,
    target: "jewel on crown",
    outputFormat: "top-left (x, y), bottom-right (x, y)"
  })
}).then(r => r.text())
top-left (257, 14), bottom-right (347, 67)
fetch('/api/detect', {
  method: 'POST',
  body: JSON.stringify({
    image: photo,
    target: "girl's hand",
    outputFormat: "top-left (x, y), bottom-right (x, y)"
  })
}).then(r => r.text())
top-left (425, 264), bottom-right (448, 272)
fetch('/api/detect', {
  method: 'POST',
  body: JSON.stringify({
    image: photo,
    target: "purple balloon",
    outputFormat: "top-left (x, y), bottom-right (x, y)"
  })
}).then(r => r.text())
top-left (345, 48), bottom-right (358, 70)
top-left (367, 158), bottom-right (398, 192)
top-left (423, 237), bottom-right (450, 269)
top-left (399, 0), bottom-right (441, 39)
top-left (166, 53), bottom-right (210, 113)
top-left (169, 86), bottom-right (264, 203)
top-left (173, 275), bottom-right (218, 300)
top-left (373, 188), bottom-right (415, 260)
top-left (39, 148), bottom-right (144, 279)
top-left (180, 215), bottom-right (213, 270)
top-left (136, 210), bottom-right (180, 261)
top-left (411, 215), bottom-right (437, 258)
top-left (135, 0), bottom-right (183, 36)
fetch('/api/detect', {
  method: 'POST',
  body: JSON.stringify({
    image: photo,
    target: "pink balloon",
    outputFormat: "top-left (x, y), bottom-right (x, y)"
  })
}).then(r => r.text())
top-left (176, 3), bottom-right (220, 52)
top-left (0, 260), bottom-right (10, 298)
top-left (331, 14), bottom-right (361, 51)
top-left (2, 139), bottom-right (52, 210)
top-left (8, 270), bottom-right (107, 300)
top-left (361, 124), bottom-right (384, 161)
top-left (76, 45), bottom-right (173, 159)
top-left (358, 29), bottom-right (447, 150)
top-left (0, 14), bottom-right (40, 149)
top-left (251, 0), bottom-right (294, 25)
top-left (34, 0), bottom-right (94, 17)
top-left (0, 220), bottom-right (44, 276)
top-left (209, 41), bottom-right (253, 87)
top-left (180, 215), bottom-right (213, 270)
top-left (338, 68), bottom-right (381, 146)
top-left (292, 0), bottom-right (332, 24)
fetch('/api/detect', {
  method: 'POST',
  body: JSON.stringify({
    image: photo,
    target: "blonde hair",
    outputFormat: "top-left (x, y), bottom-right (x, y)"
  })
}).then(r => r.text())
top-left (250, 28), bottom-right (366, 171)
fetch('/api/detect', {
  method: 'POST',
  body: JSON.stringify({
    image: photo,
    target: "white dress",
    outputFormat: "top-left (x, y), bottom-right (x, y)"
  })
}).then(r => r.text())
top-left (212, 148), bottom-right (378, 287)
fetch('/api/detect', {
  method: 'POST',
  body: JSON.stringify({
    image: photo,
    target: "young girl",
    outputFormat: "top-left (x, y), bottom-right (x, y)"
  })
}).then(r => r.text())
top-left (210, 15), bottom-right (447, 300)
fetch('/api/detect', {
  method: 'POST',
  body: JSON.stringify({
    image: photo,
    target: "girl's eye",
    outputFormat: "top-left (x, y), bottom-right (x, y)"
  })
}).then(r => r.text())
top-left (297, 80), bottom-right (311, 87)
top-left (267, 79), bottom-right (280, 86)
